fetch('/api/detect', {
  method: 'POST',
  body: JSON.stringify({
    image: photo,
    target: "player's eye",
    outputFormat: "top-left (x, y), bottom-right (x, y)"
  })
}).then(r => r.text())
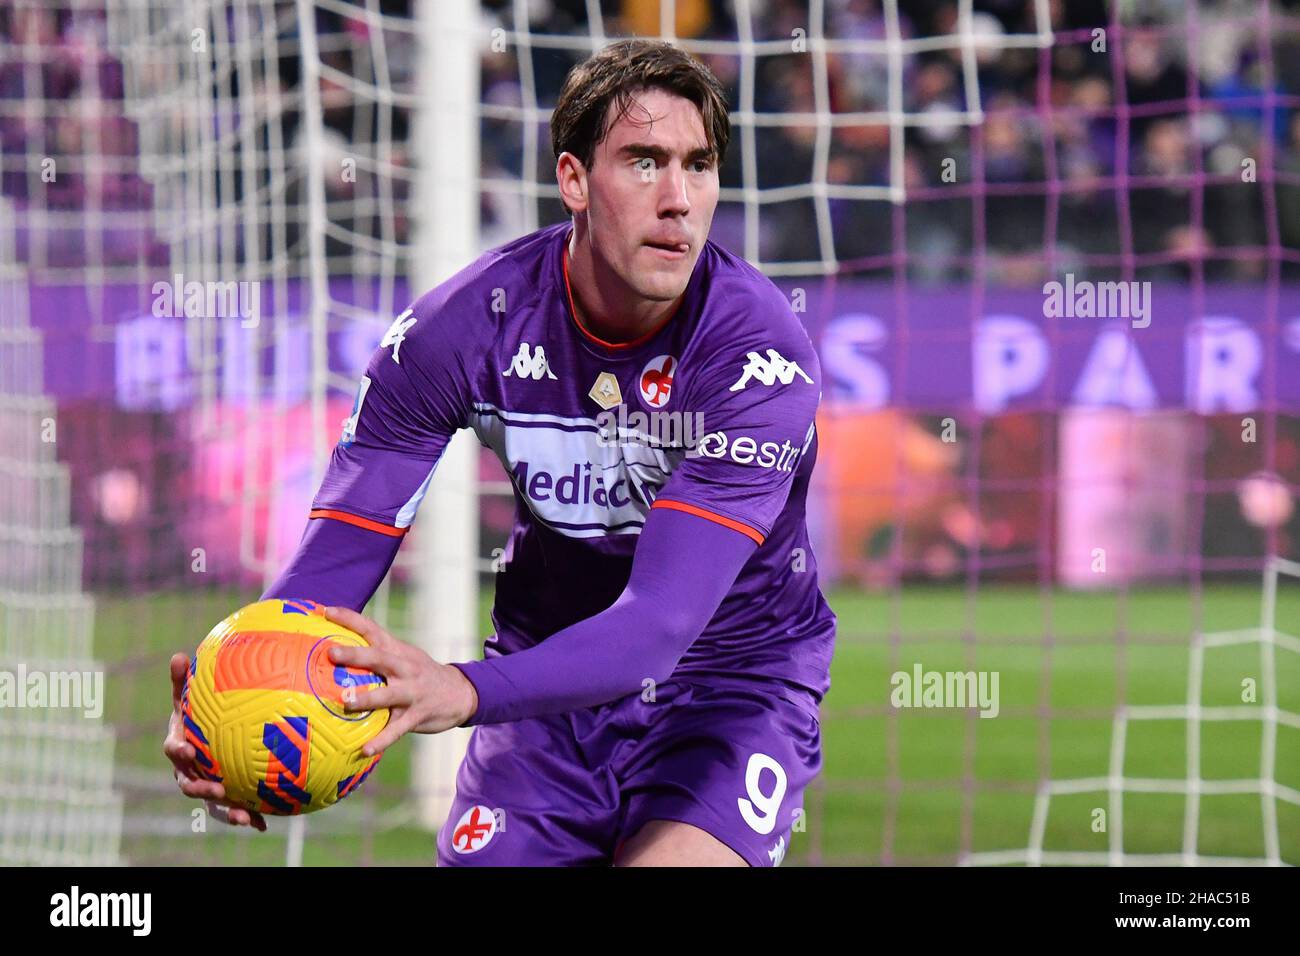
top-left (635, 156), bottom-right (656, 174)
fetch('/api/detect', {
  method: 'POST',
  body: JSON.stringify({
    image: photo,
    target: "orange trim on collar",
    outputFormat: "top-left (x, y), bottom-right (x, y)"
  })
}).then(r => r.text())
top-left (651, 498), bottom-right (766, 546)
top-left (562, 233), bottom-right (683, 351)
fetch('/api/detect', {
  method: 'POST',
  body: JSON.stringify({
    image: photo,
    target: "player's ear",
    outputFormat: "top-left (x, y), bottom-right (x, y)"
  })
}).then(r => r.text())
top-left (556, 151), bottom-right (589, 213)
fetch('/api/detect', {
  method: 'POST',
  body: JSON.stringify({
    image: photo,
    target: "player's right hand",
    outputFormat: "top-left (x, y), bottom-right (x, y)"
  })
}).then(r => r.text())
top-left (164, 652), bottom-right (268, 832)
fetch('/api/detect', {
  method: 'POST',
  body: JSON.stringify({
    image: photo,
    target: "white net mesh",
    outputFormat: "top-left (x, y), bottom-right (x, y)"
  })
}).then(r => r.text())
top-left (0, 199), bottom-right (123, 865)
top-left (2, 0), bottom-right (1295, 866)
top-left (965, 557), bottom-right (1300, 867)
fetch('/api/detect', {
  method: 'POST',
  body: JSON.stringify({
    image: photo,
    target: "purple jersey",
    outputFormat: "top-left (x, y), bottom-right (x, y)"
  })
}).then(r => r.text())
top-left (312, 221), bottom-right (836, 711)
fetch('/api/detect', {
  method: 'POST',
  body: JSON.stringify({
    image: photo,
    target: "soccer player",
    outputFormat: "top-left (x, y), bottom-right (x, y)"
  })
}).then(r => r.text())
top-left (164, 38), bottom-right (836, 866)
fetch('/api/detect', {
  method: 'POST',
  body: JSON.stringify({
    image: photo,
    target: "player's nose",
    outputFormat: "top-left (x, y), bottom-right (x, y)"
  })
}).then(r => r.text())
top-left (656, 162), bottom-right (690, 218)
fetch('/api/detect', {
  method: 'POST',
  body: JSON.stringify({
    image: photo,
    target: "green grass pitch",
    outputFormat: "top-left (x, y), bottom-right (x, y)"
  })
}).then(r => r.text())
top-left (93, 582), bottom-right (1300, 866)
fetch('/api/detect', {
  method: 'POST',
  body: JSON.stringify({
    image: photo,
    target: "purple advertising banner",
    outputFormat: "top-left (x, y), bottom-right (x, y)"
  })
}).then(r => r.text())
top-left (24, 278), bottom-right (1300, 413)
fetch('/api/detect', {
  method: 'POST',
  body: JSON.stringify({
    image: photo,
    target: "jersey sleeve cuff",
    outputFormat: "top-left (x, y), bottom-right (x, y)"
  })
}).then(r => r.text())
top-left (450, 659), bottom-right (517, 727)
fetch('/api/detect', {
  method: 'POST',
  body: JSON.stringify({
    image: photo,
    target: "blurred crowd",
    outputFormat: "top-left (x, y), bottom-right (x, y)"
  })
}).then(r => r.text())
top-left (0, 3), bottom-right (159, 267)
top-left (4, 0), bottom-right (1300, 281)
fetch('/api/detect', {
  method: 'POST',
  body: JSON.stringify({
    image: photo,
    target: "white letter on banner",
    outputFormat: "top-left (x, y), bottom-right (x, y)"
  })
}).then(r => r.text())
top-left (1185, 317), bottom-right (1261, 414)
top-left (116, 315), bottom-right (188, 411)
top-left (820, 314), bottom-right (890, 408)
top-left (1072, 324), bottom-right (1157, 410)
top-left (973, 315), bottom-right (1048, 413)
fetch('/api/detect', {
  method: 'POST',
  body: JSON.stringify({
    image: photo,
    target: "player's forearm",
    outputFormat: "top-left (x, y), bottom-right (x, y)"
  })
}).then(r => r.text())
top-left (453, 507), bottom-right (757, 725)
top-left (261, 515), bottom-right (402, 612)
top-left (451, 593), bottom-right (691, 725)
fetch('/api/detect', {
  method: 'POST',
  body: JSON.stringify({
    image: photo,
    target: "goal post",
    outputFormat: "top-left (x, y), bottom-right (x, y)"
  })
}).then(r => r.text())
top-left (409, 0), bottom-right (481, 834)
top-left (288, 0), bottom-right (483, 836)
top-left (92, 0), bottom-right (484, 856)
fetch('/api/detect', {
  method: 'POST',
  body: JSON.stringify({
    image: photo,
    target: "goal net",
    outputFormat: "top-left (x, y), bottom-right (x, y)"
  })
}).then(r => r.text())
top-left (2, 0), bottom-right (1297, 866)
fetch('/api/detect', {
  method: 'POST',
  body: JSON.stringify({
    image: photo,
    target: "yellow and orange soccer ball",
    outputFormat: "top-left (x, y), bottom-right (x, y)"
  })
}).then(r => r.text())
top-left (181, 598), bottom-right (389, 816)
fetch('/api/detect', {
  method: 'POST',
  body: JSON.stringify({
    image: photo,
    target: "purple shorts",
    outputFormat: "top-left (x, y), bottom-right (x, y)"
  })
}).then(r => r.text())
top-left (435, 677), bottom-right (821, 867)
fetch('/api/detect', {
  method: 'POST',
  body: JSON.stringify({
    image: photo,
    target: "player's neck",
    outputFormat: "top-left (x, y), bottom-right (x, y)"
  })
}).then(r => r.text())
top-left (565, 228), bottom-right (682, 345)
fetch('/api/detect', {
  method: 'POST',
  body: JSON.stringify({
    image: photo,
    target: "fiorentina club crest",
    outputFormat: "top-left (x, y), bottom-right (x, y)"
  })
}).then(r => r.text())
top-left (639, 354), bottom-right (676, 408)
top-left (451, 804), bottom-right (498, 854)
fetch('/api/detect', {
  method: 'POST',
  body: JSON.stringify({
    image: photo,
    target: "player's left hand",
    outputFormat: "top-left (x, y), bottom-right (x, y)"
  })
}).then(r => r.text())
top-left (321, 605), bottom-right (479, 755)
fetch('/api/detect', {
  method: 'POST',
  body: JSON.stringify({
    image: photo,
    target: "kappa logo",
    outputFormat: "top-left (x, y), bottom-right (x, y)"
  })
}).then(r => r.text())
top-left (451, 804), bottom-right (498, 854)
top-left (380, 308), bottom-right (416, 364)
top-left (639, 354), bottom-right (676, 408)
top-left (503, 342), bottom-right (558, 381)
top-left (729, 348), bottom-right (813, 392)
top-left (768, 835), bottom-right (787, 866)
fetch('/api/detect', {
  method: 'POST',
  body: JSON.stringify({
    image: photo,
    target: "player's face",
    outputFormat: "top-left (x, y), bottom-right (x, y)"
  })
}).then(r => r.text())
top-left (584, 88), bottom-right (720, 302)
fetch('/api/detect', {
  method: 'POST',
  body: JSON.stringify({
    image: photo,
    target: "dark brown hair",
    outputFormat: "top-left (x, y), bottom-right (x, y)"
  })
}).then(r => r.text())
top-left (550, 39), bottom-right (731, 174)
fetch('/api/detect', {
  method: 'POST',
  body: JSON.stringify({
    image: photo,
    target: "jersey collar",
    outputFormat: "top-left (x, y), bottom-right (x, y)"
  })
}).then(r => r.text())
top-left (560, 228), bottom-right (693, 355)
